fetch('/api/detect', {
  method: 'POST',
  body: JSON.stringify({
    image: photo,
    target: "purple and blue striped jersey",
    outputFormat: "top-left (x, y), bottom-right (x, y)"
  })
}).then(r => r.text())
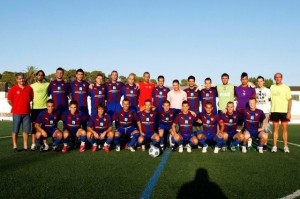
top-left (48, 80), bottom-right (70, 111)
top-left (200, 88), bottom-right (218, 114)
top-left (173, 112), bottom-right (197, 135)
top-left (152, 86), bottom-right (170, 110)
top-left (88, 114), bottom-right (112, 134)
top-left (70, 80), bottom-right (89, 113)
top-left (121, 84), bottom-right (139, 108)
top-left (106, 81), bottom-right (124, 104)
top-left (113, 109), bottom-right (139, 128)
top-left (220, 111), bottom-right (238, 134)
top-left (61, 111), bottom-right (89, 135)
top-left (198, 113), bottom-right (223, 134)
top-left (158, 109), bottom-right (176, 128)
top-left (138, 111), bottom-right (157, 134)
top-left (35, 110), bottom-right (60, 132)
top-left (89, 84), bottom-right (106, 115)
top-left (243, 109), bottom-right (265, 132)
top-left (184, 87), bottom-right (201, 113)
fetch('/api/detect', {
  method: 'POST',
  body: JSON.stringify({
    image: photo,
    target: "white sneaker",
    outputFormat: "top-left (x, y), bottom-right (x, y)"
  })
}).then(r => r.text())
top-left (271, 146), bottom-right (277, 153)
top-left (178, 145), bottom-right (183, 153)
top-left (31, 144), bottom-right (37, 151)
top-left (141, 145), bottom-right (146, 151)
top-left (202, 146), bottom-right (208, 153)
top-left (128, 146), bottom-right (135, 152)
top-left (242, 146), bottom-right (247, 153)
top-left (44, 144), bottom-right (49, 151)
top-left (258, 146), bottom-right (263, 154)
top-left (214, 147), bottom-right (220, 154)
top-left (116, 145), bottom-right (121, 152)
top-left (247, 138), bottom-right (252, 148)
top-left (198, 145), bottom-right (202, 149)
top-left (98, 145), bottom-right (102, 149)
top-left (284, 146), bottom-right (290, 153)
top-left (187, 144), bottom-right (192, 153)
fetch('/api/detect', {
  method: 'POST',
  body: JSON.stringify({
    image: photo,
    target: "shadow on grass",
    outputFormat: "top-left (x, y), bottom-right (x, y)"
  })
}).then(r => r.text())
top-left (177, 168), bottom-right (228, 199)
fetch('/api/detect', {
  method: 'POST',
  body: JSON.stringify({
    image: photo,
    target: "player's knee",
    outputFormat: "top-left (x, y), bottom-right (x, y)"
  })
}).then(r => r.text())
top-left (191, 137), bottom-right (198, 145)
top-left (107, 131), bottom-right (114, 139)
top-left (115, 132), bottom-right (121, 137)
top-left (138, 136), bottom-right (144, 144)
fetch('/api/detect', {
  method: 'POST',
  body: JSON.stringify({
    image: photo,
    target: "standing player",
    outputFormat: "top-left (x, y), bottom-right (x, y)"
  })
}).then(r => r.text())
top-left (167, 79), bottom-right (187, 116)
top-left (220, 101), bottom-right (244, 152)
top-left (87, 105), bottom-right (114, 153)
top-left (48, 67), bottom-right (70, 114)
top-left (138, 72), bottom-right (155, 111)
top-left (172, 101), bottom-right (201, 153)
top-left (34, 99), bottom-right (62, 151)
top-left (137, 100), bottom-right (160, 151)
top-left (158, 100), bottom-right (176, 150)
top-left (197, 102), bottom-right (225, 153)
top-left (121, 74), bottom-right (140, 112)
top-left (61, 100), bottom-right (89, 153)
top-left (184, 76), bottom-right (201, 114)
top-left (30, 70), bottom-right (49, 151)
top-left (89, 73), bottom-right (106, 116)
top-left (200, 77), bottom-right (218, 115)
top-left (113, 99), bottom-right (140, 152)
top-left (216, 73), bottom-right (235, 114)
top-left (70, 68), bottom-right (89, 114)
top-left (242, 98), bottom-right (268, 153)
top-left (152, 75), bottom-right (170, 112)
top-left (7, 72), bottom-right (34, 151)
top-left (105, 70), bottom-right (124, 118)
top-left (234, 72), bottom-right (256, 131)
top-left (270, 73), bottom-right (292, 153)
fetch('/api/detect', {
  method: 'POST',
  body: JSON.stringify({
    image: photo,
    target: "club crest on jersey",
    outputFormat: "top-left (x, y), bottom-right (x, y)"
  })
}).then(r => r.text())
top-left (255, 113), bottom-right (258, 117)
top-left (17, 91), bottom-right (20, 94)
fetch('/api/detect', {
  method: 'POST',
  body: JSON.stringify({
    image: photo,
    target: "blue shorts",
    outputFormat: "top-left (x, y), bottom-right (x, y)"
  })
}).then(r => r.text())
top-left (179, 133), bottom-right (194, 142)
top-left (46, 128), bottom-right (59, 136)
top-left (200, 132), bottom-right (216, 141)
top-left (228, 131), bottom-right (238, 140)
top-left (246, 129), bottom-right (260, 139)
top-left (117, 126), bottom-right (137, 135)
top-left (107, 103), bottom-right (122, 118)
top-left (158, 124), bottom-right (171, 132)
top-left (144, 131), bottom-right (155, 140)
top-left (13, 114), bottom-right (31, 134)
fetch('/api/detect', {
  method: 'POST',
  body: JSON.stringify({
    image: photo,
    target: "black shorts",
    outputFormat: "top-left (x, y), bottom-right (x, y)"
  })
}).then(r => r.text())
top-left (31, 109), bottom-right (46, 134)
top-left (270, 112), bottom-right (290, 123)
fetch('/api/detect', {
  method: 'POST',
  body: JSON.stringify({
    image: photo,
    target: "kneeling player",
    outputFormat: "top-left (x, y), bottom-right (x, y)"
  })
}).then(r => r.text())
top-left (61, 100), bottom-right (89, 153)
top-left (242, 98), bottom-right (268, 153)
top-left (220, 101), bottom-right (244, 152)
top-left (197, 102), bottom-right (225, 153)
top-left (172, 101), bottom-right (201, 153)
top-left (87, 105), bottom-right (114, 153)
top-left (137, 100), bottom-right (160, 151)
top-left (35, 99), bottom-right (62, 151)
top-left (113, 99), bottom-right (140, 152)
top-left (158, 100), bottom-right (176, 150)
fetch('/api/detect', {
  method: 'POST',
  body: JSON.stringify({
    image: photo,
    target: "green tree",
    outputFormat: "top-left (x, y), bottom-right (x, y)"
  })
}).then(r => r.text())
top-left (0, 71), bottom-right (16, 86)
top-left (119, 75), bottom-right (127, 84)
top-left (150, 79), bottom-right (157, 85)
top-left (180, 79), bottom-right (188, 86)
top-left (24, 66), bottom-right (38, 84)
top-left (249, 77), bottom-right (273, 88)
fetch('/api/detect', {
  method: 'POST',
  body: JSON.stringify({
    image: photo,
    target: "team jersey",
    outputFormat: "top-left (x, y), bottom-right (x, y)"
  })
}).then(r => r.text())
top-left (31, 82), bottom-right (49, 109)
top-left (88, 114), bottom-right (112, 134)
top-left (158, 109), bottom-right (176, 128)
top-left (270, 84), bottom-right (291, 113)
top-left (61, 111), bottom-right (89, 135)
top-left (234, 86), bottom-right (256, 110)
top-left (256, 87), bottom-right (271, 113)
top-left (70, 80), bottom-right (89, 113)
top-left (106, 81), bottom-right (124, 104)
top-left (113, 109), bottom-right (139, 128)
top-left (198, 113), bottom-right (223, 134)
top-left (200, 88), bottom-right (218, 114)
top-left (35, 110), bottom-right (60, 133)
top-left (217, 84), bottom-right (235, 111)
top-left (48, 80), bottom-right (70, 111)
top-left (220, 111), bottom-right (238, 134)
top-left (89, 84), bottom-right (106, 115)
top-left (138, 110), bottom-right (157, 134)
top-left (139, 81), bottom-right (155, 108)
top-left (121, 84), bottom-right (139, 108)
top-left (184, 87), bottom-right (201, 113)
top-left (243, 109), bottom-right (266, 131)
top-left (152, 86), bottom-right (170, 111)
top-left (173, 112), bottom-right (197, 135)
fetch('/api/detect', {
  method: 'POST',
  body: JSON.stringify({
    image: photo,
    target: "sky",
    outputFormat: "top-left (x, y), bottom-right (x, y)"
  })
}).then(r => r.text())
top-left (0, 0), bottom-right (299, 86)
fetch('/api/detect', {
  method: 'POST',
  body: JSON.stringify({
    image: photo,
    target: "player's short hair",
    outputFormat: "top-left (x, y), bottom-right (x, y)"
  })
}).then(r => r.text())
top-left (35, 70), bottom-right (45, 77)
top-left (221, 73), bottom-right (229, 78)
top-left (69, 100), bottom-right (78, 107)
top-left (227, 101), bottom-right (234, 106)
top-left (257, 76), bottom-right (264, 81)
top-left (111, 70), bottom-right (118, 76)
top-left (144, 99), bottom-right (152, 104)
top-left (241, 72), bottom-right (248, 79)
top-left (163, 100), bottom-right (170, 105)
top-left (96, 73), bottom-right (104, 78)
top-left (249, 97), bottom-right (256, 102)
top-left (205, 77), bottom-right (212, 83)
top-left (205, 102), bottom-right (213, 106)
top-left (15, 72), bottom-right (25, 78)
top-left (56, 67), bottom-right (64, 72)
top-left (188, 76), bottom-right (195, 81)
top-left (76, 68), bottom-right (84, 74)
top-left (173, 79), bottom-right (179, 84)
top-left (182, 100), bottom-right (189, 106)
top-left (143, 72), bottom-right (150, 76)
top-left (122, 98), bottom-right (130, 103)
top-left (97, 104), bottom-right (106, 111)
top-left (157, 75), bottom-right (164, 81)
top-left (46, 99), bottom-right (54, 104)
top-left (274, 72), bottom-right (283, 78)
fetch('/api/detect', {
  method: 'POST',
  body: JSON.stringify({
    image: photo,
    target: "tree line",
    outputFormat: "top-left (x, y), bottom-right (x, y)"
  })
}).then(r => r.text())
top-left (0, 66), bottom-right (273, 88)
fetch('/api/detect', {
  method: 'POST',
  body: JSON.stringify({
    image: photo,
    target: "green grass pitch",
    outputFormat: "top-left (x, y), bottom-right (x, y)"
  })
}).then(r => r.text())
top-left (0, 121), bottom-right (299, 199)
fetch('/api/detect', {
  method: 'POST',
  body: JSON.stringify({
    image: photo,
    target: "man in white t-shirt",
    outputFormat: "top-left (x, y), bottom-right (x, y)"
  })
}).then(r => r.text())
top-left (167, 79), bottom-right (187, 116)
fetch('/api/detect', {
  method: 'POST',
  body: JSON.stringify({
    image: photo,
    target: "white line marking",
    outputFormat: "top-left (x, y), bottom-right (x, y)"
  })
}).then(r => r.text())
top-left (279, 189), bottom-right (300, 199)
top-left (268, 139), bottom-right (300, 147)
